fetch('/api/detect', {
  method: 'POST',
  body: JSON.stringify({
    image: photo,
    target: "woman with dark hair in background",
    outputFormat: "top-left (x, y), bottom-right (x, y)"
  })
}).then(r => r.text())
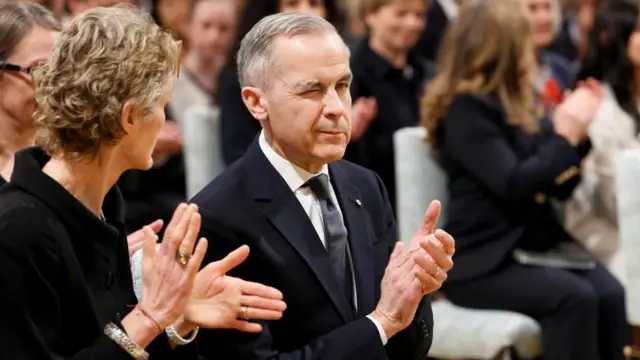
top-left (218, 0), bottom-right (345, 166)
top-left (565, 0), bottom-right (640, 288)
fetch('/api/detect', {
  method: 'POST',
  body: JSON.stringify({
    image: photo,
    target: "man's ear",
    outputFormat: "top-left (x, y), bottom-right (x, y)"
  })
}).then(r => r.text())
top-left (241, 86), bottom-right (268, 122)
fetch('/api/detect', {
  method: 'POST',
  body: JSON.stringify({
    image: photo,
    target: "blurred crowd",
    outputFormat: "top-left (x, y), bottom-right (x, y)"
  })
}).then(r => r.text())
top-left (2, 0), bottom-right (640, 359)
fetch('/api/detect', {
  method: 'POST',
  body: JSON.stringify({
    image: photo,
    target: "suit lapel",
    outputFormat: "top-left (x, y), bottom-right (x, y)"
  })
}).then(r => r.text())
top-left (330, 163), bottom-right (376, 315)
top-left (243, 142), bottom-right (355, 323)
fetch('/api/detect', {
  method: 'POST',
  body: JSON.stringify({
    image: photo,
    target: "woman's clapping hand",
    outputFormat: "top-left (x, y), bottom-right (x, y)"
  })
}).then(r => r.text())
top-left (184, 245), bottom-right (287, 333)
top-left (139, 203), bottom-right (208, 330)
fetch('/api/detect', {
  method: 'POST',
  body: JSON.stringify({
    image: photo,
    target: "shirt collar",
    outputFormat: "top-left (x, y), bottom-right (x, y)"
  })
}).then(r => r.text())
top-left (258, 131), bottom-right (329, 191)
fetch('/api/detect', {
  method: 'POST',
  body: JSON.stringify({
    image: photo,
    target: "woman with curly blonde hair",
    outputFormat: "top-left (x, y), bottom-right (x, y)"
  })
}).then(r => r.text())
top-left (0, 5), bottom-right (286, 359)
top-left (421, 0), bottom-right (630, 358)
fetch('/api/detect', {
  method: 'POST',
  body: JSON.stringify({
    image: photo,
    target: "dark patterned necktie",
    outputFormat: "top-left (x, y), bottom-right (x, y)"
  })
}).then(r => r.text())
top-left (305, 174), bottom-right (354, 309)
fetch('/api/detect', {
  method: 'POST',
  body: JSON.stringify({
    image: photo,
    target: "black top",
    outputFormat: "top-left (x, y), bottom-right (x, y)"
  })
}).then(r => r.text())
top-left (0, 175), bottom-right (5, 187)
top-left (437, 94), bottom-right (591, 283)
top-left (0, 147), bottom-right (197, 359)
top-left (346, 39), bottom-right (434, 210)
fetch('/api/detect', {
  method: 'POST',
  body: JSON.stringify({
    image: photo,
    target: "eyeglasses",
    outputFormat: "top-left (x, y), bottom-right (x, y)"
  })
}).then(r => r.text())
top-left (0, 61), bottom-right (33, 75)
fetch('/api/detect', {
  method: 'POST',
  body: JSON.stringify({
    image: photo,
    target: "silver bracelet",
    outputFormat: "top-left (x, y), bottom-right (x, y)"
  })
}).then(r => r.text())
top-left (165, 325), bottom-right (199, 346)
top-left (103, 322), bottom-right (150, 360)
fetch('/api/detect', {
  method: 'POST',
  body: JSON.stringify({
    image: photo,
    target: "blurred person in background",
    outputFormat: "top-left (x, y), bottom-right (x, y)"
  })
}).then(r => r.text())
top-left (63, 0), bottom-right (141, 26)
top-left (346, 0), bottom-right (432, 211)
top-left (0, 1), bottom-right (59, 187)
top-left (547, 0), bottom-right (603, 62)
top-left (169, 0), bottom-right (236, 125)
top-left (525, 0), bottom-right (574, 104)
top-left (421, 0), bottom-right (630, 358)
top-left (22, 0), bottom-right (65, 17)
top-left (218, 0), bottom-right (345, 166)
top-left (415, 0), bottom-right (460, 62)
top-left (566, 0), bottom-right (640, 288)
top-left (151, 0), bottom-right (189, 45)
top-left (0, 4), bottom-right (286, 359)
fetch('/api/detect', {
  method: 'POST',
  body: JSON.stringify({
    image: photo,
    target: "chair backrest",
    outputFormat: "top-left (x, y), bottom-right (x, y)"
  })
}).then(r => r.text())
top-left (181, 104), bottom-right (225, 199)
top-left (615, 149), bottom-right (640, 326)
top-left (394, 126), bottom-right (449, 245)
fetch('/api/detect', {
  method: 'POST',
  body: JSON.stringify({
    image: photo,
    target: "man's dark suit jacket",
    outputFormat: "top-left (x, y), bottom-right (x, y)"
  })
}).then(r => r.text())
top-left (190, 140), bottom-right (433, 360)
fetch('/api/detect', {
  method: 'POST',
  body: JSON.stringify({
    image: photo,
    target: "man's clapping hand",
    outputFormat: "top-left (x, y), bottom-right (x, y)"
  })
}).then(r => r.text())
top-left (369, 200), bottom-right (455, 339)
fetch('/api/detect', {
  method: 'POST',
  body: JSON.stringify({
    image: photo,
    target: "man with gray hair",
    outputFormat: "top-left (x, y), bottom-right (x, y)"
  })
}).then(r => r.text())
top-left (192, 12), bottom-right (455, 360)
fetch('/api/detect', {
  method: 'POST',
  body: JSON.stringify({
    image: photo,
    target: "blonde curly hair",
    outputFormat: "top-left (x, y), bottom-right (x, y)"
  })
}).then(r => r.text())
top-left (32, 5), bottom-right (181, 160)
top-left (421, 0), bottom-right (541, 146)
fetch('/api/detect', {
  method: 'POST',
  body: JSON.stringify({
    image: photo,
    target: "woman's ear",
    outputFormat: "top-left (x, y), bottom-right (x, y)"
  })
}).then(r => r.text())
top-left (120, 100), bottom-right (137, 135)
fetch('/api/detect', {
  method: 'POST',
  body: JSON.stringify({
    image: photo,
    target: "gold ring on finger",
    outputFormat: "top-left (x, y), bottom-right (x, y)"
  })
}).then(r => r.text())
top-left (176, 251), bottom-right (190, 266)
top-left (239, 306), bottom-right (250, 320)
top-left (434, 266), bottom-right (441, 279)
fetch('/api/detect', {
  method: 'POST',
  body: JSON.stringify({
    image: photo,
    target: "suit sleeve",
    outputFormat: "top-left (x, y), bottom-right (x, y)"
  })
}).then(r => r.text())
top-left (195, 208), bottom-right (389, 360)
top-left (218, 68), bottom-right (262, 166)
top-left (442, 95), bottom-right (586, 202)
top-left (0, 215), bottom-right (196, 360)
top-left (372, 172), bottom-right (433, 360)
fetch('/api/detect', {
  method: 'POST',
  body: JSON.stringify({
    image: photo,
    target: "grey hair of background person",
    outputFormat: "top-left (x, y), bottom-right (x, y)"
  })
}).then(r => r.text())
top-left (0, 1), bottom-right (60, 62)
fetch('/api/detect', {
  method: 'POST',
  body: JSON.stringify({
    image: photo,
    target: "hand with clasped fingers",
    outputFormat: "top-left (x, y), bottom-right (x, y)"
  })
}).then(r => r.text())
top-left (369, 200), bottom-right (455, 339)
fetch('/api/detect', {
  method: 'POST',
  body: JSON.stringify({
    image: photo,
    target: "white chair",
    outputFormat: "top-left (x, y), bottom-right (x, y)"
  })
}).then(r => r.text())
top-left (180, 104), bottom-right (225, 199)
top-left (394, 127), bottom-right (543, 360)
top-left (615, 150), bottom-right (640, 328)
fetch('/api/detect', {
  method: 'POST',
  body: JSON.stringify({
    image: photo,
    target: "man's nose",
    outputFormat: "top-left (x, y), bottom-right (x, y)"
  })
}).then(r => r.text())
top-left (323, 88), bottom-right (346, 119)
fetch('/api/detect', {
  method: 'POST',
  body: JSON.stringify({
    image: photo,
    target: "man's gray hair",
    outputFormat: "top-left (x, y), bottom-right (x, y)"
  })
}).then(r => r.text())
top-left (237, 12), bottom-right (339, 89)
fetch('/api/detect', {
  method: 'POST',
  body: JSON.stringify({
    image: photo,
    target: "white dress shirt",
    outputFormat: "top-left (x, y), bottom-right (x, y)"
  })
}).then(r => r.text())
top-left (258, 132), bottom-right (388, 345)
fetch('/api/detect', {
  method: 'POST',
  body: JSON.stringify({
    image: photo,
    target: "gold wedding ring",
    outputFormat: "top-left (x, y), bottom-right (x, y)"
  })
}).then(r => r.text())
top-left (176, 252), bottom-right (190, 266)
top-left (434, 267), bottom-right (441, 279)
top-left (239, 306), bottom-right (250, 320)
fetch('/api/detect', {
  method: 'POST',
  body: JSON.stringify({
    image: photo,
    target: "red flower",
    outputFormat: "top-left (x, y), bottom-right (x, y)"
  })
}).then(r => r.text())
top-left (540, 78), bottom-right (562, 107)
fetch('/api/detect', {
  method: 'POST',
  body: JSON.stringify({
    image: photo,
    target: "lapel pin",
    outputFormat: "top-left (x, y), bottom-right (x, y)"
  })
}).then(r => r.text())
top-left (355, 199), bottom-right (362, 207)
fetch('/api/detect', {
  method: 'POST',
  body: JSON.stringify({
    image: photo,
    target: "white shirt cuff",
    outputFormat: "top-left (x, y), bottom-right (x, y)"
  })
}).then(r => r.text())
top-left (366, 315), bottom-right (388, 345)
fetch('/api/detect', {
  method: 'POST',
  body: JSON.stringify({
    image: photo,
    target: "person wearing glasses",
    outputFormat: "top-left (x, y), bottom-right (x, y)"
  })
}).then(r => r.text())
top-left (0, 1), bottom-right (59, 187)
top-left (0, 0), bottom-right (157, 260)
top-left (0, 4), bottom-right (287, 359)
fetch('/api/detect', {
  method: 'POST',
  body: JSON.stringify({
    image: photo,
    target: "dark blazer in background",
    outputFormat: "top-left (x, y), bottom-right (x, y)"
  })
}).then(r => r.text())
top-left (546, 18), bottom-right (579, 63)
top-left (347, 40), bottom-right (434, 211)
top-left (436, 94), bottom-right (591, 283)
top-left (416, 0), bottom-right (448, 62)
top-left (218, 66), bottom-right (261, 166)
top-left (0, 147), bottom-right (196, 359)
top-left (541, 50), bottom-right (574, 91)
top-left (191, 140), bottom-right (433, 360)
